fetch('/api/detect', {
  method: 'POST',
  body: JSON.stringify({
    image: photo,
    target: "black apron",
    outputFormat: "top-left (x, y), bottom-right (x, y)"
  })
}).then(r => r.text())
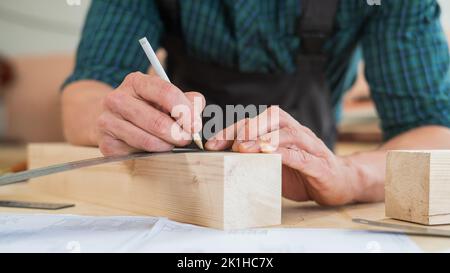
top-left (157, 0), bottom-right (339, 149)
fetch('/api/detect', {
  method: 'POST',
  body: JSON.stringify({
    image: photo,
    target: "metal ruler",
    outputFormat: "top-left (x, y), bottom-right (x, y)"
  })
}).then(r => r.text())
top-left (353, 218), bottom-right (450, 238)
top-left (0, 200), bottom-right (75, 210)
top-left (0, 148), bottom-right (201, 187)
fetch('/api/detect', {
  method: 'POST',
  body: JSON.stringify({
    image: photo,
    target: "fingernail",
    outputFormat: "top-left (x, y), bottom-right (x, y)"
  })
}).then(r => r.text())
top-left (259, 141), bottom-right (276, 153)
top-left (239, 141), bottom-right (257, 151)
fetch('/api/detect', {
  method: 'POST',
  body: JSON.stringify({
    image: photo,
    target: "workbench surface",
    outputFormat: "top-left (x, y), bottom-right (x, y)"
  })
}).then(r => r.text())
top-left (1, 142), bottom-right (450, 252)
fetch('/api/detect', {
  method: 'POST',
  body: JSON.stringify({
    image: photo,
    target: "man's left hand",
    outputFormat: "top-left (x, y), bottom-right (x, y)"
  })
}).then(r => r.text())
top-left (205, 106), bottom-right (361, 206)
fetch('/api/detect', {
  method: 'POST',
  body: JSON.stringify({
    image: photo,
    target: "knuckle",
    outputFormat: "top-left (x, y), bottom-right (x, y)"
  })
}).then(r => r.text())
top-left (268, 105), bottom-right (283, 117)
top-left (99, 138), bottom-right (117, 156)
top-left (268, 105), bottom-right (280, 113)
top-left (267, 106), bottom-right (282, 126)
top-left (96, 114), bottom-right (110, 131)
top-left (124, 71), bottom-right (143, 85)
top-left (195, 93), bottom-right (206, 108)
top-left (103, 94), bottom-right (116, 110)
top-left (151, 114), bottom-right (169, 132)
top-left (133, 75), bottom-right (148, 93)
top-left (104, 91), bottom-right (125, 111)
top-left (159, 80), bottom-right (174, 94)
top-left (139, 135), bottom-right (156, 150)
top-left (286, 127), bottom-right (299, 138)
top-left (159, 81), bottom-right (178, 104)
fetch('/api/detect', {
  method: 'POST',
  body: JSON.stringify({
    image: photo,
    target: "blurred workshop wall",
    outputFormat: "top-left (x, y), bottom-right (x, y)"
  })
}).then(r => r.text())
top-left (0, 0), bottom-right (91, 142)
top-left (0, 0), bottom-right (90, 55)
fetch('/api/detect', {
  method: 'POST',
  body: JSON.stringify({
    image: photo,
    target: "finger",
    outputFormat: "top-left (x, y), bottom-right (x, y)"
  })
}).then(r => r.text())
top-left (122, 72), bottom-right (198, 134)
top-left (97, 112), bottom-right (174, 152)
top-left (257, 127), bottom-right (330, 158)
top-left (238, 124), bottom-right (331, 158)
top-left (104, 91), bottom-right (191, 146)
top-left (184, 91), bottom-right (206, 109)
top-left (232, 106), bottom-right (292, 151)
top-left (98, 134), bottom-right (139, 156)
top-left (185, 91), bottom-right (206, 133)
top-left (206, 106), bottom-right (292, 151)
top-left (237, 139), bottom-right (279, 154)
top-left (204, 118), bottom-right (248, 151)
top-left (235, 137), bottom-right (323, 176)
top-left (234, 107), bottom-right (277, 142)
top-left (237, 140), bottom-right (261, 153)
top-left (277, 147), bottom-right (326, 180)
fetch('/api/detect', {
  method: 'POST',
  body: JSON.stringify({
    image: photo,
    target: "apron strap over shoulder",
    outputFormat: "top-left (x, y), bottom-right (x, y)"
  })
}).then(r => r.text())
top-left (297, 0), bottom-right (339, 55)
top-left (157, 0), bottom-right (340, 57)
top-left (157, 0), bottom-right (181, 35)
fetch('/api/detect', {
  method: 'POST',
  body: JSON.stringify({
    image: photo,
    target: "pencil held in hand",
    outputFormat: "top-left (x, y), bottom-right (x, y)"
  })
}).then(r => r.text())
top-left (139, 37), bottom-right (203, 150)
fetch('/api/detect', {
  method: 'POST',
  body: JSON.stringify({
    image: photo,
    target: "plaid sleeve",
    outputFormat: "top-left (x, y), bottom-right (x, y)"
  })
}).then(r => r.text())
top-left (63, 0), bottom-right (164, 89)
top-left (362, 0), bottom-right (450, 140)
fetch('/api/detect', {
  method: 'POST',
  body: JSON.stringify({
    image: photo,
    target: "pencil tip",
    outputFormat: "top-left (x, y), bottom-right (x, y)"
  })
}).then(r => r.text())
top-left (193, 134), bottom-right (204, 150)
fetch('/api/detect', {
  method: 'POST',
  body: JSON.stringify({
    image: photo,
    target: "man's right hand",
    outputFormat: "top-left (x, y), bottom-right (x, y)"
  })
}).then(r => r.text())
top-left (96, 72), bottom-right (205, 156)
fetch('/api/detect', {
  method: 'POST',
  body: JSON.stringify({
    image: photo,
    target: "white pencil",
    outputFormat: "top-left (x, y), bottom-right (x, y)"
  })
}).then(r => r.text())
top-left (139, 37), bottom-right (204, 150)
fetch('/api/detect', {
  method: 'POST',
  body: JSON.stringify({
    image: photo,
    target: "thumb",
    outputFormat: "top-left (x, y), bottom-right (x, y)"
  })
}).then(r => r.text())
top-left (185, 91), bottom-right (205, 133)
top-left (185, 91), bottom-right (206, 110)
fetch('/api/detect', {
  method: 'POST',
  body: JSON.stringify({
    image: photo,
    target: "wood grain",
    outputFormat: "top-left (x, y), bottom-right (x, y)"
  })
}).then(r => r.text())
top-left (27, 143), bottom-right (282, 229)
top-left (386, 150), bottom-right (450, 225)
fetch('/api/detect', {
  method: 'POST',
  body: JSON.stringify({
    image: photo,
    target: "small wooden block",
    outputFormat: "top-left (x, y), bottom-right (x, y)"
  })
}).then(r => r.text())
top-left (28, 143), bottom-right (282, 230)
top-left (386, 150), bottom-right (450, 225)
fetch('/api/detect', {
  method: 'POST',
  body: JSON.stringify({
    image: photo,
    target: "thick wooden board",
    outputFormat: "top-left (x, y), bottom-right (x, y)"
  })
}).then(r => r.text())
top-left (386, 150), bottom-right (450, 225)
top-left (27, 143), bottom-right (282, 230)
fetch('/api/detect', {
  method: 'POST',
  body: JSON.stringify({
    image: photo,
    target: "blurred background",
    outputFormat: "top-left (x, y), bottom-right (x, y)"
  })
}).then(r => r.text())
top-left (0, 0), bottom-right (449, 170)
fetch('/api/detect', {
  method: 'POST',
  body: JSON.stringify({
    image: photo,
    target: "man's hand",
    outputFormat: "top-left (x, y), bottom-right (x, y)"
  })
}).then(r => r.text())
top-left (205, 106), bottom-right (360, 206)
top-left (97, 72), bottom-right (205, 156)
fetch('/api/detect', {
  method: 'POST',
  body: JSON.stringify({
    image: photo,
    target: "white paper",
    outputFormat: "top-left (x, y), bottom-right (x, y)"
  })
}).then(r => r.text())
top-left (0, 214), bottom-right (421, 253)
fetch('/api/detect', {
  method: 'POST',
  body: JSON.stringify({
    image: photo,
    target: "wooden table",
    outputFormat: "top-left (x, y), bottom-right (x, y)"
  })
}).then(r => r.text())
top-left (1, 142), bottom-right (450, 252)
top-left (0, 144), bottom-right (26, 170)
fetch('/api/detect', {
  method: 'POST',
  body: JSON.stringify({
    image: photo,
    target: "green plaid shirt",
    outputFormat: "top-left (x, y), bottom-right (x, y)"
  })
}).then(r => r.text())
top-left (65, 0), bottom-right (450, 140)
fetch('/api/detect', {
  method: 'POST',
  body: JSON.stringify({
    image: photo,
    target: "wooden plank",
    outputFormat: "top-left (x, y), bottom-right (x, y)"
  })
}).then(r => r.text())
top-left (27, 143), bottom-right (282, 230)
top-left (386, 150), bottom-right (450, 225)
